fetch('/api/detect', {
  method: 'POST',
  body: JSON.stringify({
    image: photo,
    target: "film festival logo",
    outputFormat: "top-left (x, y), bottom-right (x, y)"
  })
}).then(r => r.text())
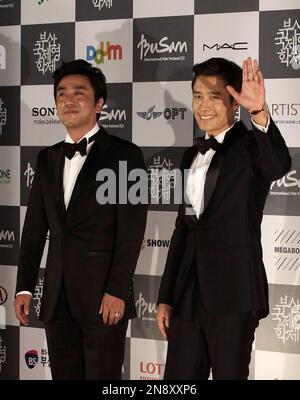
top-left (0, 98), bottom-right (7, 135)
top-left (33, 277), bottom-right (44, 318)
top-left (99, 104), bottom-right (126, 129)
top-left (148, 156), bottom-right (177, 205)
top-left (275, 18), bottom-right (300, 70)
top-left (135, 291), bottom-right (157, 321)
top-left (272, 295), bottom-right (300, 344)
top-left (0, 44), bottom-right (6, 69)
top-left (24, 162), bottom-right (35, 189)
top-left (33, 31), bottom-right (61, 74)
top-left (274, 229), bottom-right (300, 273)
top-left (137, 34), bottom-right (188, 62)
top-left (0, 229), bottom-right (15, 253)
top-left (86, 41), bottom-right (122, 65)
top-left (0, 285), bottom-right (8, 330)
top-left (0, 1), bottom-right (14, 9)
top-left (270, 168), bottom-right (300, 197)
top-left (137, 105), bottom-right (187, 121)
top-left (92, 0), bottom-right (113, 11)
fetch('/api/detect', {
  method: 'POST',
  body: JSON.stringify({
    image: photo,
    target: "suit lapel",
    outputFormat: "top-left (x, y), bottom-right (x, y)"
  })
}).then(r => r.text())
top-left (48, 144), bottom-right (65, 216)
top-left (202, 150), bottom-right (224, 212)
top-left (67, 128), bottom-right (112, 210)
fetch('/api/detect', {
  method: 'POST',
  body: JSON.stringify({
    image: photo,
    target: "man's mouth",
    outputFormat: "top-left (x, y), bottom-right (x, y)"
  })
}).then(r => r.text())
top-left (200, 115), bottom-right (215, 120)
top-left (64, 110), bottom-right (78, 115)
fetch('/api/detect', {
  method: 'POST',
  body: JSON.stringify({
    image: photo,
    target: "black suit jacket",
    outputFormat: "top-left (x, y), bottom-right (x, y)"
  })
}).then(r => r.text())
top-left (16, 127), bottom-right (147, 322)
top-left (158, 119), bottom-right (291, 318)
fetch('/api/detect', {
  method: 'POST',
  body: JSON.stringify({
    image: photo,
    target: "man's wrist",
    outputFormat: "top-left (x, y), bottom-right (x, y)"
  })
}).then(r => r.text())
top-left (250, 104), bottom-right (269, 127)
top-left (248, 103), bottom-right (269, 115)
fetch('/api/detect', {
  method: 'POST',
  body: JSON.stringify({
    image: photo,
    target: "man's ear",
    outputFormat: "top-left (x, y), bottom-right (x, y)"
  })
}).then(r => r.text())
top-left (96, 98), bottom-right (104, 113)
top-left (232, 98), bottom-right (239, 111)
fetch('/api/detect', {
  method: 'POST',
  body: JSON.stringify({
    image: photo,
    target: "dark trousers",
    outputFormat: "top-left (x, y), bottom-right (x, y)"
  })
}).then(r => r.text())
top-left (44, 283), bottom-right (128, 380)
top-left (164, 274), bottom-right (259, 380)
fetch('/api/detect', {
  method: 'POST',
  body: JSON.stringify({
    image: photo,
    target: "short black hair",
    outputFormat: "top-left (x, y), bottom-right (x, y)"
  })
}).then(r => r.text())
top-left (192, 58), bottom-right (242, 100)
top-left (52, 59), bottom-right (107, 105)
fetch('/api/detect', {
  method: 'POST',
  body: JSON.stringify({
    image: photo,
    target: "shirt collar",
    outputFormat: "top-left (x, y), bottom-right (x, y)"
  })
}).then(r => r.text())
top-left (65, 123), bottom-right (100, 144)
top-left (205, 122), bottom-right (235, 144)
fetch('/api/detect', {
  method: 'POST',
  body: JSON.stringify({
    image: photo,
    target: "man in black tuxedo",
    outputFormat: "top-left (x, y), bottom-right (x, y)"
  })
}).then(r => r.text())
top-left (14, 59), bottom-right (147, 379)
top-left (156, 57), bottom-right (291, 380)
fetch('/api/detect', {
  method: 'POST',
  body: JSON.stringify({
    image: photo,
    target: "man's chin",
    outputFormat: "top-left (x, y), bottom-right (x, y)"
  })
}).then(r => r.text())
top-left (61, 119), bottom-right (79, 128)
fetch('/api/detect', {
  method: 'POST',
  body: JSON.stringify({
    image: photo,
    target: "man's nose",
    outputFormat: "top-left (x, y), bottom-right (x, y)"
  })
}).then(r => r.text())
top-left (64, 93), bottom-right (76, 104)
top-left (199, 97), bottom-right (211, 110)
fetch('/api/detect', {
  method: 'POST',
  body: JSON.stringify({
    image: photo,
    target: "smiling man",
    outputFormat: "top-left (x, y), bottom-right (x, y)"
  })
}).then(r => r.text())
top-left (156, 57), bottom-right (291, 380)
top-left (14, 59), bottom-right (147, 380)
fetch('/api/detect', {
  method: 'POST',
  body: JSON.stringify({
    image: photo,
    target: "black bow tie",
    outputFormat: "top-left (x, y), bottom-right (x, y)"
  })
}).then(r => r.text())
top-left (63, 134), bottom-right (97, 160)
top-left (195, 135), bottom-right (220, 155)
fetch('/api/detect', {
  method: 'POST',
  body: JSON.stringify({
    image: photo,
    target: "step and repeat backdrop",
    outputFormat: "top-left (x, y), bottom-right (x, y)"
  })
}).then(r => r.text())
top-left (0, 0), bottom-right (300, 380)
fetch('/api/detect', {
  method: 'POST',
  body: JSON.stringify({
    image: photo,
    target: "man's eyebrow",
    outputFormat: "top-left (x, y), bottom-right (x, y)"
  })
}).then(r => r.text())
top-left (193, 89), bottom-right (222, 95)
top-left (57, 85), bottom-right (87, 91)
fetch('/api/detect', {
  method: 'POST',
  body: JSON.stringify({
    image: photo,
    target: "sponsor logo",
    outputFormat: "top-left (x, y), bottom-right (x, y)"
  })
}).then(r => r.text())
top-left (0, 286), bottom-right (8, 305)
top-left (0, 45), bottom-right (6, 69)
top-left (146, 239), bottom-right (170, 248)
top-left (86, 41), bottom-right (122, 65)
top-left (37, 0), bottom-right (48, 4)
top-left (139, 361), bottom-right (164, 380)
top-left (271, 103), bottom-right (300, 127)
top-left (31, 106), bottom-right (60, 126)
top-left (92, 0), bottom-right (112, 11)
top-left (0, 169), bottom-right (11, 184)
top-left (137, 105), bottom-right (186, 121)
top-left (275, 18), bottom-right (300, 69)
top-left (33, 32), bottom-right (61, 74)
top-left (274, 229), bottom-right (300, 272)
top-left (203, 42), bottom-right (248, 51)
top-left (272, 103), bottom-right (300, 117)
top-left (137, 34), bottom-right (187, 61)
top-left (32, 107), bottom-right (56, 117)
top-left (25, 348), bottom-right (50, 368)
top-left (25, 350), bottom-right (38, 369)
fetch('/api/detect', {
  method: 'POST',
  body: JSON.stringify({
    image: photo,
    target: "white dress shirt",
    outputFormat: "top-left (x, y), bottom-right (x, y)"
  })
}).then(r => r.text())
top-left (17, 123), bottom-right (100, 297)
top-left (63, 123), bottom-right (99, 208)
top-left (186, 118), bottom-right (270, 219)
